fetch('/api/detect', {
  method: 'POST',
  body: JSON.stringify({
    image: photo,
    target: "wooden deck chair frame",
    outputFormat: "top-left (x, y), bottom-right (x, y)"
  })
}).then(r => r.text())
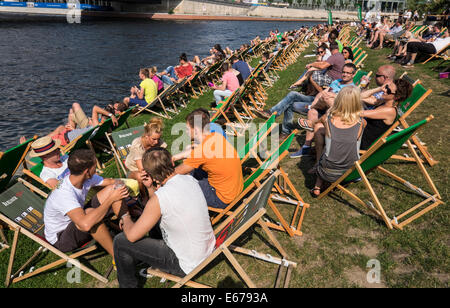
top-left (105, 125), bottom-right (145, 177)
top-left (132, 82), bottom-right (179, 119)
top-left (143, 172), bottom-right (298, 288)
top-left (253, 130), bottom-right (309, 236)
top-left (238, 113), bottom-right (277, 164)
top-left (210, 88), bottom-right (245, 136)
top-left (421, 42), bottom-right (450, 64)
top-left (318, 116), bottom-right (443, 230)
top-left (211, 131), bottom-right (309, 237)
top-left (0, 180), bottom-right (108, 286)
top-left (375, 73), bottom-right (436, 166)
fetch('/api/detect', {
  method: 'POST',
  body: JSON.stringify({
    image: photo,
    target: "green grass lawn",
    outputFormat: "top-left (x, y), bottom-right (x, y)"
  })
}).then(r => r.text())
top-left (1, 37), bottom-right (448, 288)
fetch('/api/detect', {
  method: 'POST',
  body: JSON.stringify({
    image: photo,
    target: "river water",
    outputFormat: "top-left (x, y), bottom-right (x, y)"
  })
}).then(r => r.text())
top-left (0, 19), bottom-right (319, 150)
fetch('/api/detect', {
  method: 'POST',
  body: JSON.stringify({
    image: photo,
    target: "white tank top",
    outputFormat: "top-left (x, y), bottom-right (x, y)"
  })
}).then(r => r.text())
top-left (155, 174), bottom-right (215, 274)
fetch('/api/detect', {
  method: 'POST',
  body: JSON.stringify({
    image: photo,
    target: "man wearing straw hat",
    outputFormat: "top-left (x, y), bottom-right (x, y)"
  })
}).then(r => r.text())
top-left (29, 136), bottom-right (70, 189)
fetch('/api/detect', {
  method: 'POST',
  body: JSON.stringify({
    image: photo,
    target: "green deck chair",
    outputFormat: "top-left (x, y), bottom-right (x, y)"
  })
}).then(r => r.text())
top-left (210, 131), bottom-right (309, 237)
top-left (237, 113), bottom-right (277, 164)
top-left (105, 125), bottom-right (145, 177)
top-left (61, 124), bottom-right (98, 155)
top-left (0, 180), bottom-right (108, 286)
top-left (318, 116), bottom-right (443, 230)
top-left (364, 78), bottom-right (436, 166)
top-left (145, 172), bottom-right (297, 288)
top-left (352, 70), bottom-right (372, 88)
top-left (0, 136), bottom-right (36, 192)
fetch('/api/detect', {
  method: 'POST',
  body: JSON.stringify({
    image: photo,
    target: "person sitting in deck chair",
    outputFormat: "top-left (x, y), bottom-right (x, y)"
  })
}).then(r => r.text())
top-left (211, 62), bottom-right (240, 106)
top-left (308, 42), bottom-right (345, 91)
top-left (159, 53), bottom-right (194, 86)
top-left (123, 68), bottom-right (158, 107)
top-left (44, 101), bottom-right (125, 147)
top-left (361, 64), bottom-right (396, 110)
top-left (43, 149), bottom-right (129, 257)
top-left (360, 79), bottom-right (413, 150)
top-left (174, 109), bottom-right (243, 209)
top-left (230, 55), bottom-right (252, 85)
top-left (29, 136), bottom-right (70, 189)
top-left (113, 147), bottom-right (216, 288)
top-left (125, 117), bottom-right (166, 203)
top-left (402, 28), bottom-right (450, 67)
top-left (307, 86), bottom-right (367, 197)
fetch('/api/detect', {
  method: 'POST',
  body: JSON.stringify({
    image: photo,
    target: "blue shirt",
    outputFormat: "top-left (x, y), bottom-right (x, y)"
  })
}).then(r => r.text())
top-left (328, 79), bottom-right (355, 93)
top-left (209, 122), bottom-right (226, 138)
top-left (232, 60), bottom-right (251, 81)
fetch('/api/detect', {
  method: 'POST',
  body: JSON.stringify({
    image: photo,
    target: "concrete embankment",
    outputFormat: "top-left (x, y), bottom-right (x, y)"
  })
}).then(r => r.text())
top-left (173, 0), bottom-right (360, 21)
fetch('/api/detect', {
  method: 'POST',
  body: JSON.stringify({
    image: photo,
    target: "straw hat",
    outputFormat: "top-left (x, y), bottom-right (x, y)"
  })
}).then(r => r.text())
top-left (30, 136), bottom-right (61, 157)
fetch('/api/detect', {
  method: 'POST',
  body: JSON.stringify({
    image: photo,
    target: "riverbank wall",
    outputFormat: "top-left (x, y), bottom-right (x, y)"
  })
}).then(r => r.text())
top-left (0, 0), bottom-right (399, 22)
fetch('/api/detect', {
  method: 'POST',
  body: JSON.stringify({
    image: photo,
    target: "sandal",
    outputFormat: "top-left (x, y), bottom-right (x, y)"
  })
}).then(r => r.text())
top-left (298, 118), bottom-right (314, 131)
top-left (310, 186), bottom-right (321, 198)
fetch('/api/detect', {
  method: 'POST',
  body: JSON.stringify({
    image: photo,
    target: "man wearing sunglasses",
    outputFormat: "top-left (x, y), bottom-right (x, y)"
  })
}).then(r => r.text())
top-left (361, 65), bottom-right (396, 110)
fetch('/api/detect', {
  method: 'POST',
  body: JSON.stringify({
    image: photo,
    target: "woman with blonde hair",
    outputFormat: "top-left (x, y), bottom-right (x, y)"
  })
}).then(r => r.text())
top-left (125, 118), bottom-right (167, 203)
top-left (309, 86), bottom-right (366, 197)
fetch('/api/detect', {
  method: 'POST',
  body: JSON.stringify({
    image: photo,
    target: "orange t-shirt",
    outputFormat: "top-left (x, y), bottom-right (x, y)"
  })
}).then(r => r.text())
top-left (184, 133), bottom-right (243, 204)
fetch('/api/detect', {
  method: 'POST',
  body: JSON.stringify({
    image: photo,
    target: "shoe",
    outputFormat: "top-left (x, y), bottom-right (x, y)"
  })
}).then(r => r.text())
top-left (290, 145), bottom-right (311, 158)
top-left (298, 118), bottom-right (314, 131)
top-left (402, 62), bottom-right (414, 68)
top-left (253, 109), bottom-right (271, 119)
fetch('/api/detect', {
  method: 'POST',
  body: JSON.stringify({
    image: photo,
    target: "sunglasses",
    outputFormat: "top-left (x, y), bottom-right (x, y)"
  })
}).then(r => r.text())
top-left (376, 74), bottom-right (387, 78)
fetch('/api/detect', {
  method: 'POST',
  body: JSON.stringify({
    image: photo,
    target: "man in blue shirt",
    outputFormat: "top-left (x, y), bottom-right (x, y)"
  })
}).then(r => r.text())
top-left (230, 55), bottom-right (252, 84)
top-left (254, 63), bottom-right (357, 148)
top-left (290, 63), bottom-right (357, 158)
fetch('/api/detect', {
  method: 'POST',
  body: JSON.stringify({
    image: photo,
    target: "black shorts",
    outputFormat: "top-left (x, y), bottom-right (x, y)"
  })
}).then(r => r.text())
top-left (52, 195), bottom-right (103, 253)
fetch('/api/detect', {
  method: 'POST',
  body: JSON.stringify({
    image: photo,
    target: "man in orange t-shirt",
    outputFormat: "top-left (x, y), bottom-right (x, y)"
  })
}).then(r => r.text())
top-left (175, 109), bottom-right (243, 209)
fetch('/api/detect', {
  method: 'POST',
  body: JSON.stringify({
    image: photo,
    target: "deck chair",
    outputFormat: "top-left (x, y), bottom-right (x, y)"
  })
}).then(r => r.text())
top-left (105, 125), bottom-right (145, 177)
top-left (0, 180), bottom-right (109, 286)
top-left (372, 75), bottom-right (436, 166)
top-left (60, 124), bottom-right (98, 155)
top-left (210, 88), bottom-right (247, 136)
top-left (422, 42), bottom-right (450, 64)
top-left (132, 83), bottom-right (179, 119)
top-left (353, 70), bottom-right (372, 88)
top-left (0, 136), bottom-right (36, 192)
top-left (211, 131), bottom-right (309, 237)
top-left (144, 172), bottom-right (298, 288)
top-left (0, 136), bottom-right (37, 252)
top-left (237, 113), bottom-right (277, 164)
top-left (318, 116), bottom-right (443, 230)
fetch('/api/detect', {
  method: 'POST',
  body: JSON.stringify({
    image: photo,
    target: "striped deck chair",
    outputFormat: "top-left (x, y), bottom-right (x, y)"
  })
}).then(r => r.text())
top-left (318, 116), bottom-right (443, 230)
top-left (143, 172), bottom-right (298, 288)
top-left (0, 180), bottom-right (109, 286)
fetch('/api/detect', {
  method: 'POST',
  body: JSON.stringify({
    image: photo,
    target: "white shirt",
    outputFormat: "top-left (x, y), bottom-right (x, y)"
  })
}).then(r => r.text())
top-left (432, 37), bottom-right (450, 53)
top-left (40, 155), bottom-right (70, 184)
top-left (155, 174), bottom-right (215, 274)
top-left (44, 174), bottom-right (104, 244)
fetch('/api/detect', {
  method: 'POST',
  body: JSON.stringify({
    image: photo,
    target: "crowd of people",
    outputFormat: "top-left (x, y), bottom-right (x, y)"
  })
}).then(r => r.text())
top-left (20, 17), bottom-right (443, 287)
top-left (357, 16), bottom-right (449, 67)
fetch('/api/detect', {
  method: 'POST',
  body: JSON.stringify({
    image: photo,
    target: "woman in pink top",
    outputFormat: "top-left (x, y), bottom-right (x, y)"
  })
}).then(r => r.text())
top-left (212, 62), bottom-right (240, 105)
top-left (149, 67), bottom-right (164, 94)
